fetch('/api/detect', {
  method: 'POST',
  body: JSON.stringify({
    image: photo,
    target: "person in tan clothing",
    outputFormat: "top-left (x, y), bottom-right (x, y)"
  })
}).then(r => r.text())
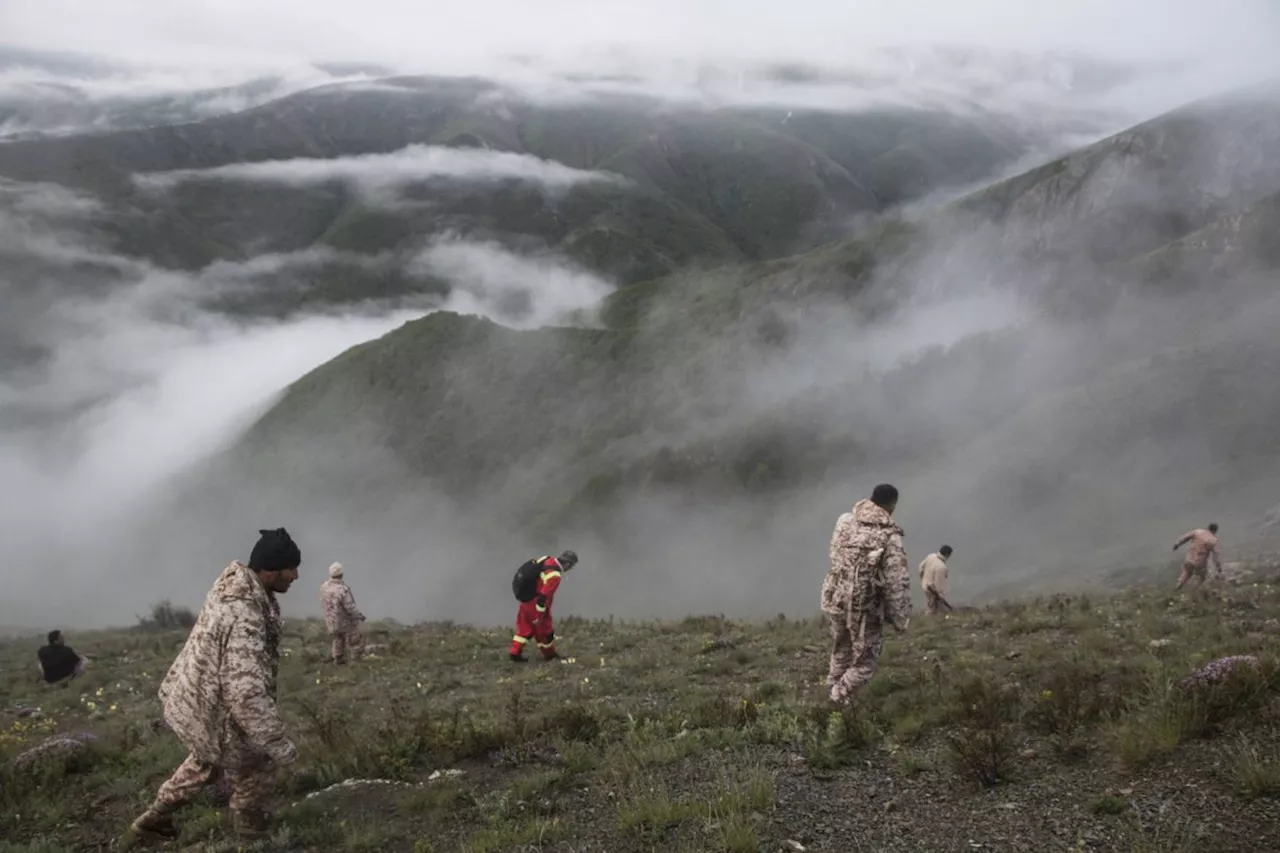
top-left (320, 562), bottom-right (366, 664)
top-left (129, 528), bottom-right (302, 844)
top-left (918, 545), bottom-right (952, 615)
top-left (1173, 523), bottom-right (1222, 590)
top-left (821, 483), bottom-right (911, 705)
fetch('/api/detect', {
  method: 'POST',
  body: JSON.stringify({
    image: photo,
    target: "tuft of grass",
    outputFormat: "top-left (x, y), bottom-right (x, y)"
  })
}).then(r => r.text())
top-left (1224, 734), bottom-right (1280, 799)
top-left (1092, 795), bottom-right (1129, 815)
top-left (615, 766), bottom-right (774, 847)
top-left (1025, 656), bottom-right (1103, 760)
top-left (540, 701), bottom-right (604, 742)
top-left (801, 705), bottom-right (879, 769)
top-left (685, 695), bottom-right (760, 731)
top-left (458, 817), bottom-right (565, 853)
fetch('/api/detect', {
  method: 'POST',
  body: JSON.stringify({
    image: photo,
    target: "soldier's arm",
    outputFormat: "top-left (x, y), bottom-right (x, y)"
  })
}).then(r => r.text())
top-left (220, 611), bottom-right (298, 766)
top-left (882, 534), bottom-right (912, 632)
top-left (343, 588), bottom-right (365, 621)
top-left (1212, 545), bottom-right (1224, 572)
top-left (1173, 531), bottom-right (1193, 550)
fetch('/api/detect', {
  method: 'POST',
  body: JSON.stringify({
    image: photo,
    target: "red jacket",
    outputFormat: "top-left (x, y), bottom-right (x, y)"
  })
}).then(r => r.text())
top-left (531, 556), bottom-right (565, 614)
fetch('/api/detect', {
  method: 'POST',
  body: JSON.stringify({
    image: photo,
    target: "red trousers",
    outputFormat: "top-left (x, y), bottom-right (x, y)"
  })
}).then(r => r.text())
top-left (509, 602), bottom-right (556, 658)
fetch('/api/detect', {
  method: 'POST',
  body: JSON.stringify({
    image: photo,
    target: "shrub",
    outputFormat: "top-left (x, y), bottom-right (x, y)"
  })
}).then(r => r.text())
top-left (802, 705), bottom-right (877, 769)
top-left (134, 600), bottom-right (197, 632)
top-left (944, 675), bottom-right (1021, 787)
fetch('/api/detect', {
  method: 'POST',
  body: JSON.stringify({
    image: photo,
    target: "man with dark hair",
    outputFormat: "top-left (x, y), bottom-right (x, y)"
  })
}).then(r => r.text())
top-left (821, 484), bottom-right (911, 704)
top-left (129, 528), bottom-right (302, 843)
top-left (1173, 523), bottom-right (1222, 590)
top-left (871, 483), bottom-right (899, 508)
top-left (37, 630), bottom-right (86, 684)
top-left (918, 545), bottom-right (953, 615)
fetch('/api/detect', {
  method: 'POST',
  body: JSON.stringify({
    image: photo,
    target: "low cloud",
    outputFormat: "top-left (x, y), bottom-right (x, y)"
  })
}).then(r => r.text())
top-left (133, 144), bottom-right (626, 202)
top-left (0, 173), bottom-right (618, 627)
top-left (415, 237), bottom-right (616, 328)
top-left (5, 0), bottom-right (1279, 134)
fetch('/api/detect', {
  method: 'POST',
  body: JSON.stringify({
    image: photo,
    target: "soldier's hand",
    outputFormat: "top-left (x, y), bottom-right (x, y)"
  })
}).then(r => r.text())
top-left (269, 738), bottom-right (300, 767)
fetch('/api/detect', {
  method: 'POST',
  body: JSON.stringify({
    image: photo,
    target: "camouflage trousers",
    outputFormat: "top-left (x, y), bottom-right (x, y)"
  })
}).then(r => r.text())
top-left (1176, 561), bottom-right (1210, 590)
top-left (150, 752), bottom-right (275, 814)
top-left (331, 629), bottom-right (364, 664)
top-left (825, 609), bottom-right (884, 704)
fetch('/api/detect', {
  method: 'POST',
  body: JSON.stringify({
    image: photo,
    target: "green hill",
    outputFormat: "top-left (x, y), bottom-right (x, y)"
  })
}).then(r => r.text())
top-left (128, 82), bottom-right (1280, 615)
top-left (0, 75), bottom-right (1031, 305)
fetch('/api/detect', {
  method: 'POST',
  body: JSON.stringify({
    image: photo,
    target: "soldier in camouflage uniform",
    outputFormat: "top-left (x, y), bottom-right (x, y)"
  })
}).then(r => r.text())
top-left (821, 484), bottom-right (911, 704)
top-left (320, 562), bottom-right (366, 664)
top-left (1173, 523), bottom-right (1223, 590)
top-left (128, 528), bottom-right (302, 844)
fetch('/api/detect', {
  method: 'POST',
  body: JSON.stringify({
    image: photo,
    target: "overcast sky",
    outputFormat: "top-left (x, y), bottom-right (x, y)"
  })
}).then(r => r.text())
top-left (5, 0), bottom-right (1279, 74)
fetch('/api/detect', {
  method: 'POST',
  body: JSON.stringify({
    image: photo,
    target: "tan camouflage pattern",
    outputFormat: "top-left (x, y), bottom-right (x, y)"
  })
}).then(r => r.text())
top-left (821, 499), bottom-right (911, 630)
top-left (821, 499), bottom-right (910, 704)
top-left (826, 610), bottom-right (884, 703)
top-left (151, 752), bottom-right (275, 814)
top-left (156, 561), bottom-right (297, 769)
top-left (1175, 528), bottom-right (1222, 571)
top-left (331, 630), bottom-right (364, 664)
top-left (320, 577), bottom-right (365, 634)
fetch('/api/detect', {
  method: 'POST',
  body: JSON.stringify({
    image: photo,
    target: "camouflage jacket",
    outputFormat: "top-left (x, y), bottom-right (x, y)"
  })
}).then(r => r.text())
top-left (1175, 528), bottom-right (1222, 570)
top-left (821, 499), bottom-right (911, 631)
top-left (158, 561), bottom-right (297, 768)
top-left (320, 578), bottom-right (365, 634)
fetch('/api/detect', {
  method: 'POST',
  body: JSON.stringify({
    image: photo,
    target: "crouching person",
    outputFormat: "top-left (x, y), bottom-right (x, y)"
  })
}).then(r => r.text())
top-left (129, 528), bottom-right (302, 843)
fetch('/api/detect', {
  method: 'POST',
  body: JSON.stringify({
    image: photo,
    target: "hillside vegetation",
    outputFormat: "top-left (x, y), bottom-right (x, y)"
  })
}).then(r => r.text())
top-left (0, 74), bottom-right (1031, 300)
top-left (3, 564), bottom-right (1280, 852)
top-left (166, 83), bottom-right (1280, 600)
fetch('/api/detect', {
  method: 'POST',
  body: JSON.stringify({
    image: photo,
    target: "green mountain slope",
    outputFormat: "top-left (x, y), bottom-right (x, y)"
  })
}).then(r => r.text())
top-left (0, 75), bottom-right (1034, 301)
top-left (147, 82), bottom-right (1280, 606)
top-left (948, 83), bottom-right (1280, 265)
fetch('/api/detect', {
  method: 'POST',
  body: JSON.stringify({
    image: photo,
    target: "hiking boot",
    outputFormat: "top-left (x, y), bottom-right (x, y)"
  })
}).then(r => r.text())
top-left (232, 808), bottom-right (273, 839)
top-left (128, 808), bottom-right (179, 842)
top-left (509, 653), bottom-right (529, 663)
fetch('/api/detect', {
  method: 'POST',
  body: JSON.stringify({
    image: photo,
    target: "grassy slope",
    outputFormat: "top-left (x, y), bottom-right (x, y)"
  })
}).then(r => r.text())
top-left (217, 84), bottom-right (1280, 528)
top-left (4, 566), bottom-right (1280, 852)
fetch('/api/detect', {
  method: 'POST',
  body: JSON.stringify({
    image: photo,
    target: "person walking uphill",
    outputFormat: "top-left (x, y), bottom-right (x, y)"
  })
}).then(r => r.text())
top-left (821, 484), bottom-right (911, 705)
top-left (320, 562), bottom-right (366, 664)
top-left (128, 528), bottom-right (302, 844)
top-left (509, 550), bottom-right (578, 662)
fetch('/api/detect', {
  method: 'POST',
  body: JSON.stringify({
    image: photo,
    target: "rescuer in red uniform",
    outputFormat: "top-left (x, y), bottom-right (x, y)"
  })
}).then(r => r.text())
top-left (509, 550), bottom-right (578, 662)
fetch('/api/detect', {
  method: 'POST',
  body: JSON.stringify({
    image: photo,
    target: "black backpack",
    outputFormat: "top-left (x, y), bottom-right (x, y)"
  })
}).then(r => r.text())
top-left (512, 557), bottom-right (548, 602)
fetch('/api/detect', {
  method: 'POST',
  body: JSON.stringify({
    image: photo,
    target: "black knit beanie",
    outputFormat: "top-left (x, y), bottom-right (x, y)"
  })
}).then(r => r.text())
top-left (248, 527), bottom-right (301, 572)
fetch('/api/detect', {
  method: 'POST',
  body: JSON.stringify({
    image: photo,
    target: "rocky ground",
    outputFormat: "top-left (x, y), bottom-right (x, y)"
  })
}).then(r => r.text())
top-left (3, 562), bottom-right (1280, 853)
